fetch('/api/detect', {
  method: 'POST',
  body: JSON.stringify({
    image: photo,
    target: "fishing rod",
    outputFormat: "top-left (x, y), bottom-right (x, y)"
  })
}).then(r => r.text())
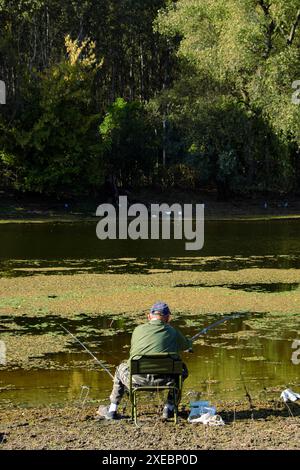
top-left (61, 325), bottom-right (114, 380)
top-left (61, 312), bottom-right (247, 375)
top-left (191, 312), bottom-right (248, 342)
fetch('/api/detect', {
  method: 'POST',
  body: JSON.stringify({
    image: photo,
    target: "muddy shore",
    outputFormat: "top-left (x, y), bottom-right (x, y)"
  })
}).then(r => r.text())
top-left (0, 400), bottom-right (299, 450)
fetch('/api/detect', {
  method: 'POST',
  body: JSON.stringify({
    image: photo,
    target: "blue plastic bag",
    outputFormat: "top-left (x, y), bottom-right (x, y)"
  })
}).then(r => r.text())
top-left (188, 401), bottom-right (216, 420)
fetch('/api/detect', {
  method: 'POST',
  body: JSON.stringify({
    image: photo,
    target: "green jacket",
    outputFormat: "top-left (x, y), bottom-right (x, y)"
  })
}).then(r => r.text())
top-left (129, 319), bottom-right (192, 363)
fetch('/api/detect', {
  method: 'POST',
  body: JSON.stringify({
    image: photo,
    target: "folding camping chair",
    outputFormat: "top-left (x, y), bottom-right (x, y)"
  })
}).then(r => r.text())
top-left (129, 353), bottom-right (183, 425)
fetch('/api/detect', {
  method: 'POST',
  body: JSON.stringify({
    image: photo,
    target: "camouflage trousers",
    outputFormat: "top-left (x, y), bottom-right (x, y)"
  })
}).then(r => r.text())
top-left (110, 361), bottom-right (188, 405)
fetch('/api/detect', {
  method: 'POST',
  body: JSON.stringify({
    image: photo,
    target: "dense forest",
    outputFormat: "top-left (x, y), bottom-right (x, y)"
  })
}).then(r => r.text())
top-left (0, 0), bottom-right (300, 199)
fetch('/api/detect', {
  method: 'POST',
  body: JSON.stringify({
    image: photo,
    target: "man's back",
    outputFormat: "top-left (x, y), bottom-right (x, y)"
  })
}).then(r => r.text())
top-left (129, 319), bottom-right (192, 360)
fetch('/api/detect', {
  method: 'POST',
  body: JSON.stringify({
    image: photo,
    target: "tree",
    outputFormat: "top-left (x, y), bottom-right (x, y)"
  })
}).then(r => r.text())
top-left (156, 0), bottom-right (300, 194)
top-left (0, 0), bottom-right (175, 194)
top-left (99, 97), bottom-right (160, 189)
top-left (1, 34), bottom-right (104, 195)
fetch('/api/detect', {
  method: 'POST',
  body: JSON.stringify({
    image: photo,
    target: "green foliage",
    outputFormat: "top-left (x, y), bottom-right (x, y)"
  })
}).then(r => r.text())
top-left (0, 0), bottom-right (174, 196)
top-left (152, 163), bottom-right (199, 190)
top-left (1, 35), bottom-right (104, 194)
top-left (156, 0), bottom-right (300, 195)
top-left (99, 97), bottom-right (160, 188)
top-left (1, 0), bottom-right (300, 197)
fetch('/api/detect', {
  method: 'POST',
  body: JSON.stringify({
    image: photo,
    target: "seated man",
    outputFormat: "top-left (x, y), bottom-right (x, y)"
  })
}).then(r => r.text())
top-left (99, 301), bottom-right (192, 420)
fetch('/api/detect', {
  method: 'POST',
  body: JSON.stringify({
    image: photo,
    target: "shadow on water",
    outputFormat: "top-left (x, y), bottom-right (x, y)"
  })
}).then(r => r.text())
top-left (0, 313), bottom-right (134, 337)
top-left (174, 283), bottom-right (300, 293)
top-left (2, 255), bottom-right (300, 277)
top-left (1, 311), bottom-right (300, 406)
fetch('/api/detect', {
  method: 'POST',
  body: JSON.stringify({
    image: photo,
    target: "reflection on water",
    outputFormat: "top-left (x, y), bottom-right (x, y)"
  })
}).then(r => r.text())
top-left (0, 368), bottom-right (112, 407)
top-left (1, 313), bottom-right (299, 406)
top-left (1, 219), bottom-right (300, 275)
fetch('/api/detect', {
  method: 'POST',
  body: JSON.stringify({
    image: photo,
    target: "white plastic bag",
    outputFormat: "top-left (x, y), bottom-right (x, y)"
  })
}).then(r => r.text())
top-left (188, 400), bottom-right (225, 425)
top-left (188, 412), bottom-right (225, 426)
top-left (280, 388), bottom-right (300, 403)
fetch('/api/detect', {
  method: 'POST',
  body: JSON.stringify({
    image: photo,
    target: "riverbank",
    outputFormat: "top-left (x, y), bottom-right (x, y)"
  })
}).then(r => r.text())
top-left (1, 192), bottom-right (300, 221)
top-left (0, 400), bottom-right (299, 450)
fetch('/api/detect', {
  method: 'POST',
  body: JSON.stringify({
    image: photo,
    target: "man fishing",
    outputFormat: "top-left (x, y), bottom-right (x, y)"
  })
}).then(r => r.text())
top-left (98, 301), bottom-right (192, 420)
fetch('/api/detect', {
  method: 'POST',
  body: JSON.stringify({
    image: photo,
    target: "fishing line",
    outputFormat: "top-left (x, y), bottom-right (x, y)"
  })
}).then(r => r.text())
top-left (61, 325), bottom-right (114, 380)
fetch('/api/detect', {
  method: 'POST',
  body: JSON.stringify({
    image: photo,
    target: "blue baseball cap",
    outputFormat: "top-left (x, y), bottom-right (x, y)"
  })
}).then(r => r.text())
top-left (150, 302), bottom-right (170, 316)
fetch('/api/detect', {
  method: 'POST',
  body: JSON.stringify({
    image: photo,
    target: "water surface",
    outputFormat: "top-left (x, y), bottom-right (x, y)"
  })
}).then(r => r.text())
top-left (0, 219), bottom-right (300, 406)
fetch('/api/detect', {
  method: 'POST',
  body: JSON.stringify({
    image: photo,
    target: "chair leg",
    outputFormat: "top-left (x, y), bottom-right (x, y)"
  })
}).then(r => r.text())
top-left (131, 399), bottom-right (134, 422)
top-left (173, 390), bottom-right (177, 425)
top-left (133, 392), bottom-right (137, 425)
top-left (130, 391), bottom-right (136, 423)
top-left (131, 386), bottom-right (181, 425)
